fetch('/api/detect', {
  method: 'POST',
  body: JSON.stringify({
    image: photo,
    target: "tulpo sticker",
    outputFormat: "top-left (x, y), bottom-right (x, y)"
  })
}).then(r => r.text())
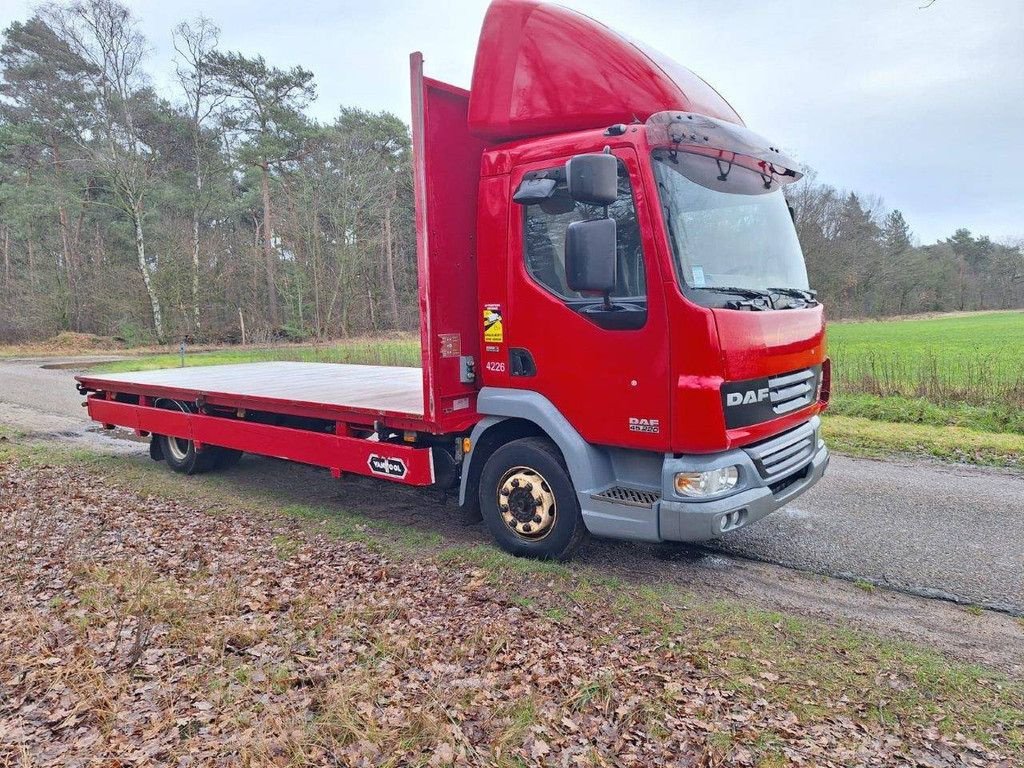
top-left (483, 304), bottom-right (504, 343)
top-left (691, 265), bottom-right (706, 287)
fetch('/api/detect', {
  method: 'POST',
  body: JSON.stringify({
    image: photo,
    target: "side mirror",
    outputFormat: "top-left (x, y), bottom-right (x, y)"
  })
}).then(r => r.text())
top-left (566, 153), bottom-right (618, 206)
top-left (565, 218), bottom-right (617, 294)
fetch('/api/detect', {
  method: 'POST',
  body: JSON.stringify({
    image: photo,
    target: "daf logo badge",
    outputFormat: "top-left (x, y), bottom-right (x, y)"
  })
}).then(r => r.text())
top-left (628, 417), bottom-right (660, 433)
top-left (726, 388), bottom-right (770, 407)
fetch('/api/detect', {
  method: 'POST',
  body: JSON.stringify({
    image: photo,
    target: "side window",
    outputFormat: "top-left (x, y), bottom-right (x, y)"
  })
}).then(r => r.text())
top-left (523, 160), bottom-right (646, 300)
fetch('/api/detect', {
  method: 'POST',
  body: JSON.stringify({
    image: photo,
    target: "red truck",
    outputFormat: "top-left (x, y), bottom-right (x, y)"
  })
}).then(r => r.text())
top-left (76, 0), bottom-right (831, 560)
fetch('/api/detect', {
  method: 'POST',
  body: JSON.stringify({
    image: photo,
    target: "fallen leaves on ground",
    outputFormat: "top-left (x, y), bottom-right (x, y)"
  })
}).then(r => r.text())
top-left (0, 459), bottom-right (1018, 766)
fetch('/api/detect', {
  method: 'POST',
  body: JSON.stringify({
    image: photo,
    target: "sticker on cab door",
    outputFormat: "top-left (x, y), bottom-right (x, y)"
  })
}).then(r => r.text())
top-left (483, 304), bottom-right (504, 343)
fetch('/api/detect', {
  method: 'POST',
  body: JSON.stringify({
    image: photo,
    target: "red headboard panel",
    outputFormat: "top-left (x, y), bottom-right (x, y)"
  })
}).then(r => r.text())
top-left (410, 53), bottom-right (488, 431)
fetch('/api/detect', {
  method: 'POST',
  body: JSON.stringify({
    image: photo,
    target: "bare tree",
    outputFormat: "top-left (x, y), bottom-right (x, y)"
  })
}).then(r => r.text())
top-left (173, 17), bottom-right (223, 336)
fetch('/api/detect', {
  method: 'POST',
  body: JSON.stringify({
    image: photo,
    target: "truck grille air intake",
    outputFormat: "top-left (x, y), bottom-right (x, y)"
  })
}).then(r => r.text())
top-left (744, 421), bottom-right (817, 482)
top-left (767, 368), bottom-right (817, 416)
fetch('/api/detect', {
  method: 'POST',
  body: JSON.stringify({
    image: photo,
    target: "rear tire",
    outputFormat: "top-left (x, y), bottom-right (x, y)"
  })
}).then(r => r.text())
top-left (154, 399), bottom-right (217, 475)
top-left (478, 437), bottom-right (587, 561)
top-left (159, 432), bottom-right (218, 475)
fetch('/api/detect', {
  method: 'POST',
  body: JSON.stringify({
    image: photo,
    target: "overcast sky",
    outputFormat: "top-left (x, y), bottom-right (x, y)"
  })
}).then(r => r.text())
top-left (1, 0), bottom-right (1022, 243)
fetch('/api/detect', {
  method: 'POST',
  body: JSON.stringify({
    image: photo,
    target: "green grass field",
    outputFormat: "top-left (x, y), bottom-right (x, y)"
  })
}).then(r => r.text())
top-left (829, 311), bottom-right (1024, 407)
top-left (828, 311), bottom-right (1024, 435)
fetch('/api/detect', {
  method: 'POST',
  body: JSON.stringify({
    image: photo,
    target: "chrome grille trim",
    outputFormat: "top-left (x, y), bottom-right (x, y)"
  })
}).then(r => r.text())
top-left (591, 486), bottom-right (661, 508)
top-left (744, 421), bottom-right (817, 481)
top-left (770, 369), bottom-right (814, 388)
top-left (768, 367), bottom-right (818, 416)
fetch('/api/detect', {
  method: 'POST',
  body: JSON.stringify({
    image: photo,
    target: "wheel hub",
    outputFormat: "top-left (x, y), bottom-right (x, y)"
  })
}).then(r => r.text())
top-left (166, 436), bottom-right (191, 461)
top-left (498, 467), bottom-right (556, 539)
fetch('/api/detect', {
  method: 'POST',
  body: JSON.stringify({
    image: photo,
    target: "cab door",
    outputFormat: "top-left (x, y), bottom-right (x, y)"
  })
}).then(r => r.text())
top-left (504, 147), bottom-right (670, 451)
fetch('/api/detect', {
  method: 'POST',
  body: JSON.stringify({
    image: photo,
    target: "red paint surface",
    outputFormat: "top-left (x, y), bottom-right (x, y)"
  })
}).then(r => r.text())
top-left (410, 54), bottom-right (488, 433)
top-left (482, 120), bottom-right (826, 454)
top-left (503, 144), bottom-right (672, 452)
top-left (87, 397), bottom-right (437, 486)
top-left (468, 0), bottom-right (740, 141)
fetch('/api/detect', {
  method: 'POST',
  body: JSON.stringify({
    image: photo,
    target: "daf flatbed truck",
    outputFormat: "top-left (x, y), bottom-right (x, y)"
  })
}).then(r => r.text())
top-left (76, 0), bottom-right (831, 560)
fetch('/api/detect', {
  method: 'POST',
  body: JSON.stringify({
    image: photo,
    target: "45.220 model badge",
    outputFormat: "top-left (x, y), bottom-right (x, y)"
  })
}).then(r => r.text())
top-left (628, 417), bottom-right (660, 434)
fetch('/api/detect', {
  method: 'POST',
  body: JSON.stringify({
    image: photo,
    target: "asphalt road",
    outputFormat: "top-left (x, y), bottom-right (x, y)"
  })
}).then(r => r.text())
top-left (2, 356), bottom-right (1022, 615)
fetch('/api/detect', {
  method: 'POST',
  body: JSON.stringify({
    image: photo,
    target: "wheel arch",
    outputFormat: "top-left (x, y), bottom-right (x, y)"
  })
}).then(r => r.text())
top-left (459, 388), bottom-right (615, 510)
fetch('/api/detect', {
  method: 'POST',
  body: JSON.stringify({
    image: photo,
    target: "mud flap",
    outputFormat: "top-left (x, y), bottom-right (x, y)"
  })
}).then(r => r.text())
top-left (149, 435), bottom-right (164, 462)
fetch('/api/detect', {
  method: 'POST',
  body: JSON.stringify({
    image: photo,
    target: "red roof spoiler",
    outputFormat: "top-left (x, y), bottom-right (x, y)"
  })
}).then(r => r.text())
top-left (467, 0), bottom-right (743, 142)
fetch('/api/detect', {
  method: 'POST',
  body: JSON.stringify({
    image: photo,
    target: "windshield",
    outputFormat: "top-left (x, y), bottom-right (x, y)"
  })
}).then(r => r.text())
top-left (652, 149), bottom-right (809, 297)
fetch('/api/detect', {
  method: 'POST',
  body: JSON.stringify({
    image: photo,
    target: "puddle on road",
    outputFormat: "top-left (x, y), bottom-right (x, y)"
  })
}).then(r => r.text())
top-left (39, 359), bottom-right (125, 371)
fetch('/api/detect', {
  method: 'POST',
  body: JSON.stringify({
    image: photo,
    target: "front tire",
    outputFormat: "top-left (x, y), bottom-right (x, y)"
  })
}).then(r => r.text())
top-left (478, 437), bottom-right (587, 560)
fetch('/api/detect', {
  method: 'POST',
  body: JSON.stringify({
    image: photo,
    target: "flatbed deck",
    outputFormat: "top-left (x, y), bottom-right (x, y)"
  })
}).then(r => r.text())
top-left (77, 362), bottom-right (426, 423)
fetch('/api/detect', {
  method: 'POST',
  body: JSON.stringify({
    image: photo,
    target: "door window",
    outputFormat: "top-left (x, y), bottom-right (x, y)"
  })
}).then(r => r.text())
top-left (522, 160), bottom-right (646, 301)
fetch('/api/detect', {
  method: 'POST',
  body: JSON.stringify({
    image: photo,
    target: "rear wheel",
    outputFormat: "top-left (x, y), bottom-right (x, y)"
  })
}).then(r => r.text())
top-left (154, 399), bottom-right (218, 475)
top-left (479, 437), bottom-right (587, 560)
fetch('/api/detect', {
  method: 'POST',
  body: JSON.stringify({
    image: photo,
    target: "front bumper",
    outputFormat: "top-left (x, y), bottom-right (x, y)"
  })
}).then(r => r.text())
top-left (659, 418), bottom-right (829, 541)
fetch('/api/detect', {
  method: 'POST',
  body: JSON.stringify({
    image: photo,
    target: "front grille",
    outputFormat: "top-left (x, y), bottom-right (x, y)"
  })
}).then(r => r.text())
top-left (591, 486), bottom-right (661, 508)
top-left (744, 421), bottom-right (817, 481)
top-left (768, 368), bottom-right (817, 416)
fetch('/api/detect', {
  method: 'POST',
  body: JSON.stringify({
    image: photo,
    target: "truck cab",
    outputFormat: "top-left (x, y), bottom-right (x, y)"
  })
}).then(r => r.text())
top-left (444, 0), bottom-right (831, 555)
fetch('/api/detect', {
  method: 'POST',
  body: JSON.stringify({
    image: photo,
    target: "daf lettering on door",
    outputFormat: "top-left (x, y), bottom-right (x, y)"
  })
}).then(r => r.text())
top-left (726, 388), bottom-right (770, 407)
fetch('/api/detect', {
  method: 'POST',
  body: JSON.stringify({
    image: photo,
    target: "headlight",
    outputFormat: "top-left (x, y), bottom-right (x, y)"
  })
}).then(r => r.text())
top-left (674, 466), bottom-right (740, 498)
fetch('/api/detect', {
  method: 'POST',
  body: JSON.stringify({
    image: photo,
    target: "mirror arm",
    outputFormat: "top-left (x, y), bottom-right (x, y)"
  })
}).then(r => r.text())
top-left (602, 202), bottom-right (611, 309)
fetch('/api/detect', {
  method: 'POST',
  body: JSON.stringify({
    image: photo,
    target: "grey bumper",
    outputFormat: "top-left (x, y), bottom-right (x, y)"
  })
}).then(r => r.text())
top-left (659, 441), bottom-right (829, 541)
top-left (580, 416), bottom-right (829, 543)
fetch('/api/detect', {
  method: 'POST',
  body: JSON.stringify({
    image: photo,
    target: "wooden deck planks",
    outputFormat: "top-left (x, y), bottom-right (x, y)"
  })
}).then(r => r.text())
top-left (82, 362), bottom-right (425, 416)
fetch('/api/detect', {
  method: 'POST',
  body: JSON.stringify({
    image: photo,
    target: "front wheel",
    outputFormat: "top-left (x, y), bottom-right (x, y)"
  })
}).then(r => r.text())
top-left (478, 437), bottom-right (587, 560)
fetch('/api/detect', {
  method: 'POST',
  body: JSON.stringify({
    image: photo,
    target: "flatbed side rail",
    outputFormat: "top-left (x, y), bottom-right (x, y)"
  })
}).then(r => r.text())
top-left (87, 395), bottom-right (436, 486)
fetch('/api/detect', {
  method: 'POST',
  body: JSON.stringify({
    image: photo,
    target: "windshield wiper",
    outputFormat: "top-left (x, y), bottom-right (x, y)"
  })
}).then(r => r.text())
top-left (767, 287), bottom-right (818, 305)
top-left (692, 285), bottom-right (771, 300)
top-left (690, 285), bottom-right (773, 310)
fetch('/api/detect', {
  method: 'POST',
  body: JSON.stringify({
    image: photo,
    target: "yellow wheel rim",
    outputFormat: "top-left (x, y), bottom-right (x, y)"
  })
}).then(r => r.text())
top-left (497, 466), bottom-right (557, 540)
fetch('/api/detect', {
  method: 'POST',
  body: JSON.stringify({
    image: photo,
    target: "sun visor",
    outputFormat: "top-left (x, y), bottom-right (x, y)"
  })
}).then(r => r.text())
top-left (647, 111), bottom-right (803, 183)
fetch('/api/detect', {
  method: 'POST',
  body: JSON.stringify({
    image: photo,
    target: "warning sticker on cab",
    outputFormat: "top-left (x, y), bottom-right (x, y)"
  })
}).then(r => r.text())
top-left (483, 304), bottom-right (504, 343)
